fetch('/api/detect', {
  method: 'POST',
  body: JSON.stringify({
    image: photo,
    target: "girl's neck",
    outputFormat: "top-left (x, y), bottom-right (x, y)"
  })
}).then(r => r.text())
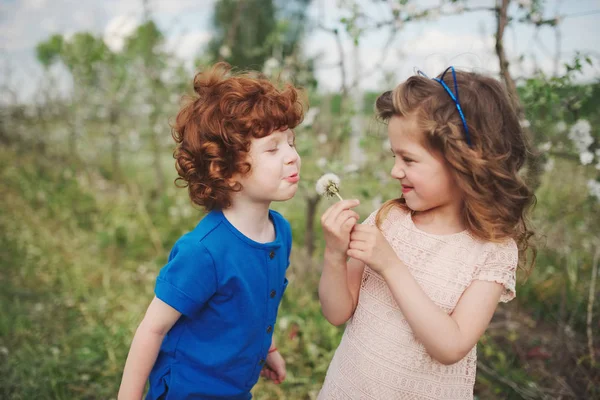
top-left (222, 198), bottom-right (275, 243)
top-left (411, 203), bottom-right (465, 236)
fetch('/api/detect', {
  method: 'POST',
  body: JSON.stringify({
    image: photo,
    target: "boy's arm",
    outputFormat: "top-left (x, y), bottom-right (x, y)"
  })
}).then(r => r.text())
top-left (118, 297), bottom-right (181, 400)
top-left (319, 252), bottom-right (365, 326)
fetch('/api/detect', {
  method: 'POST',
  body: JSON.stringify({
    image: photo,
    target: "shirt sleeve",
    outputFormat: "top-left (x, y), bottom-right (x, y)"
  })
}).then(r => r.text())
top-left (363, 209), bottom-right (379, 226)
top-left (472, 240), bottom-right (518, 303)
top-left (155, 238), bottom-right (217, 317)
top-left (282, 217), bottom-right (292, 268)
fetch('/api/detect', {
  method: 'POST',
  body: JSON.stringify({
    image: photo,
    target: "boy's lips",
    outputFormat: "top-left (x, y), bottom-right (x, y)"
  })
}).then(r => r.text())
top-left (401, 185), bottom-right (413, 194)
top-left (285, 173), bottom-right (300, 183)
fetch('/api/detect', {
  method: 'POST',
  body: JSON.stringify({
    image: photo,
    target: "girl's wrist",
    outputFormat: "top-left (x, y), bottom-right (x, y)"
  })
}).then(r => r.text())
top-left (380, 259), bottom-right (406, 281)
top-left (268, 347), bottom-right (278, 354)
top-left (324, 248), bottom-right (347, 265)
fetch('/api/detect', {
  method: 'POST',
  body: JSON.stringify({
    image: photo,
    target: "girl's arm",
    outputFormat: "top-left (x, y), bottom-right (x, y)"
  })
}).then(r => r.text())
top-left (348, 224), bottom-right (506, 365)
top-left (118, 297), bottom-right (182, 400)
top-left (318, 200), bottom-right (362, 326)
top-left (382, 266), bottom-right (503, 365)
top-left (319, 252), bottom-right (365, 326)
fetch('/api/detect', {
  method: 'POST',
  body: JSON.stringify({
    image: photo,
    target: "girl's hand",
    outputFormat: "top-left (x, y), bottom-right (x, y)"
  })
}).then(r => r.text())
top-left (347, 224), bottom-right (399, 274)
top-left (320, 199), bottom-right (361, 256)
top-left (260, 350), bottom-right (286, 384)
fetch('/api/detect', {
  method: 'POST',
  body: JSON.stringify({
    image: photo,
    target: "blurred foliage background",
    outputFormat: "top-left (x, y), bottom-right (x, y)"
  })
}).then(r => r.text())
top-left (1, 0), bottom-right (599, 399)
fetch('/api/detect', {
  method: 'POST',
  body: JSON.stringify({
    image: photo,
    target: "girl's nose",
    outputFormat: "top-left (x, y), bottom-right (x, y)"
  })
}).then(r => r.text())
top-left (391, 164), bottom-right (405, 180)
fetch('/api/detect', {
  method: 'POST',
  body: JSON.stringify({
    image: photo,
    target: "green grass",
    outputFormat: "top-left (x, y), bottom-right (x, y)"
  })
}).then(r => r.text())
top-left (1, 145), bottom-right (598, 399)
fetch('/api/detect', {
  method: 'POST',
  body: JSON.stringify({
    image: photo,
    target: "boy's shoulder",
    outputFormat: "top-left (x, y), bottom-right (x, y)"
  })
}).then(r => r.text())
top-left (269, 209), bottom-right (290, 228)
top-left (269, 209), bottom-right (292, 242)
top-left (173, 211), bottom-right (227, 250)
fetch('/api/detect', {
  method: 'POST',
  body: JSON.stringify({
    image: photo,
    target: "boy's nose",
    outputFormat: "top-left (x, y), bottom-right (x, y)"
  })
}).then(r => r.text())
top-left (285, 148), bottom-right (299, 164)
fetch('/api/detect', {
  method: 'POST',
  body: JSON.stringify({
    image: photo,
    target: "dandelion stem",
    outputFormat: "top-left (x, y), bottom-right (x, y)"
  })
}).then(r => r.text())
top-left (335, 192), bottom-right (343, 201)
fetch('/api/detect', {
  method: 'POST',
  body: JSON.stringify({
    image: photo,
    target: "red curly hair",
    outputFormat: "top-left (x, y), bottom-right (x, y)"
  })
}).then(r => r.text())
top-left (172, 62), bottom-right (305, 211)
top-left (375, 70), bottom-right (536, 271)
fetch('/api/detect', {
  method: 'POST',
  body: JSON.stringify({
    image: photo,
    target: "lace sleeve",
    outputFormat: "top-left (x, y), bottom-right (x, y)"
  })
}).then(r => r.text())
top-left (473, 239), bottom-right (518, 303)
top-left (362, 209), bottom-right (378, 226)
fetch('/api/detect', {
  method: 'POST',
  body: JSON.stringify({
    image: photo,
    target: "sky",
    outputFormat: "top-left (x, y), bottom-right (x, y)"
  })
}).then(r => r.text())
top-left (1, 0), bottom-right (599, 103)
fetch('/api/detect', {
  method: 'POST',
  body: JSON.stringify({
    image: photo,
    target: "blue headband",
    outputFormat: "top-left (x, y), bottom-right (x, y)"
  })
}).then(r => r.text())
top-left (417, 66), bottom-right (472, 147)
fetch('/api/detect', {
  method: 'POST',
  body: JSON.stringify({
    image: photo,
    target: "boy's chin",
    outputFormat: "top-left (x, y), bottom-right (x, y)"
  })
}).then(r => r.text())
top-left (272, 189), bottom-right (299, 202)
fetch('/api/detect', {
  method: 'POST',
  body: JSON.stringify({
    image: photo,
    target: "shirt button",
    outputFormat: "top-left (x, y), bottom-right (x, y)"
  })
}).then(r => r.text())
top-left (259, 359), bottom-right (265, 366)
top-left (266, 325), bottom-right (273, 334)
top-left (269, 250), bottom-right (275, 259)
top-left (270, 289), bottom-right (276, 298)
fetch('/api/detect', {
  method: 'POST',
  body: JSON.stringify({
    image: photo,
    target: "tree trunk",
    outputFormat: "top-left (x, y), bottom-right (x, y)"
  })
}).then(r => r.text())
top-left (305, 194), bottom-right (321, 258)
top-left (495, 0), bottom-right (543, 191)
top-left (150, 116), bottom-right (166, 196)
top-left (109, 107), bottom-right (121, 182)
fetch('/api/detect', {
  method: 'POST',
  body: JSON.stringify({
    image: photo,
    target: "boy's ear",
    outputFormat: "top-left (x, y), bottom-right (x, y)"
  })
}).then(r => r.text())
top-left (226, 175), bottom-right (243, 190)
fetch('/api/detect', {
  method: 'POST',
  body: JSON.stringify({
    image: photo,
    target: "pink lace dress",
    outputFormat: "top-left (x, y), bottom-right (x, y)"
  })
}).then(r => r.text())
top-left (318, 207), bottom-right (518, 399)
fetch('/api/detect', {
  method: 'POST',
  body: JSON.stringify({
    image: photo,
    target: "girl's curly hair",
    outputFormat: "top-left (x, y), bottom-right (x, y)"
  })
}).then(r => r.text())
top-left (375, 70), bottom-right (536, 272)
top-left (172, 62), bottom-right (305, 211)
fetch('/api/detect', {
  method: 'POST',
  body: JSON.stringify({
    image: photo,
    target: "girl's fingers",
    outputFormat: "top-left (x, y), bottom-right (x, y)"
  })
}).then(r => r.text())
top-left (347, 249), bottom-right (363, 261)
top-left (333, 210), bottom-right (359, 230)
top-left (321, 199), bottom-right (360, 225)
top-left (348, 239), bottom-right (367, 250)
top-left (350, 230), bottom-right (371, 242)
top-left (341, 216), bottom-right (358, 234)
top-left (334, 209), bottom-right (360, 226)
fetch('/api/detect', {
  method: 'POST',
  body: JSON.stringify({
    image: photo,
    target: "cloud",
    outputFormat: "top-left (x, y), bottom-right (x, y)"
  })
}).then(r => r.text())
top-left (100, 0), bottom-right (216, 19)
top-left (104, 15), bottom-right (141, 52)
top-left (307, 28), bottom-right (500, 91)
top-left (0, 0), bottom-right (108, 51)
top-left (167, 31), bottom-right (212, 60)
top-left (403, 30), bottom-right (495, 55)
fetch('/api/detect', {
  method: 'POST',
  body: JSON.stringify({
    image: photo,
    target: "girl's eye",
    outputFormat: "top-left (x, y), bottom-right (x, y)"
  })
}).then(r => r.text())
top-left (267, 148), bottom-right (278, 153)
top-left (403, 157), bottom-right (414, 163)
top-left (288, 142), bottom-right (295, 148)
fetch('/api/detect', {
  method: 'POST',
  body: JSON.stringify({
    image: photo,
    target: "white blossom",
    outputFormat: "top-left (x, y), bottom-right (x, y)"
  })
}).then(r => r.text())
top-left (382, 139), bottom-right (392, 152)
top-left (405, 3), bottom-right (417, 16)
top-left (263, 57), bottom-right (280, 76)
top-left (344, 163), bottom-right (359, 173)
top-left (531, 12), bottom-right (542, 23)
top-left (580, 151), bottom-right (594, 165)
top-left (518, 0), bottom-right (532, 8)
top-left (587, 180), bottom-right (600, 201)
top-left (544, 158), bottom-right (555, 172)
top-left (568, 120), bottom-right (593, 157)
top-left (520, 119), bottom-right (531, 128)
top-left (316, 173), bottom-right (343, 200)
top-left (452, 3), bottom-right (465, 13)
top-left (556, 121), bottom-right (567, 133)
top-left (539, 141), bottom-right (552, 152)
top-left (317, 157), bottom-right (327, 168)
top-left (317, 133), bottom-right (328, 144)
top-left (219, 45), bottom-right (231, 59)
top-left (303, 107), bottom-right (319, 126)
top-left (427, 8), bottom-right (440, 19)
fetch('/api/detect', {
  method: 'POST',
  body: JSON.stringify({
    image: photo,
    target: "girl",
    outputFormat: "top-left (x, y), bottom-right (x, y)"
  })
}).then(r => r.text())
top-left (118, 63), bottom-right (305, 400)
top-left (318, 67), bottom-right (535, 399)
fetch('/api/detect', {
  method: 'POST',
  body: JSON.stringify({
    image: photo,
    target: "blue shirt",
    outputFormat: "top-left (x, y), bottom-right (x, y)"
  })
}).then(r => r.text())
top-left (146, 209), bottom-right (292, 400)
